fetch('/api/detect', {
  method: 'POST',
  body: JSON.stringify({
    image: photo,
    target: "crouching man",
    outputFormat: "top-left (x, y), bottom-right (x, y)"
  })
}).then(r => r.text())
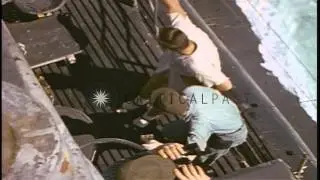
top-left (142, 86), bottom-right (248, 166)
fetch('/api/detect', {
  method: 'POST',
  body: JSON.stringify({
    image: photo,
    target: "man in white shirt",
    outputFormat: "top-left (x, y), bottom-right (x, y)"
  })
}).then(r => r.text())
top-left (122, 0), bottom-right (233, 110)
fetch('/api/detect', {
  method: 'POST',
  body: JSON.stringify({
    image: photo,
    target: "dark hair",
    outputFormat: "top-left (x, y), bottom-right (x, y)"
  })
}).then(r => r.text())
top-left (158, 27), bottom-right (189, 51)
top-left (117, 155), bottom-right (176, 180)
top-left (150, 88), bottom-right (188, 117)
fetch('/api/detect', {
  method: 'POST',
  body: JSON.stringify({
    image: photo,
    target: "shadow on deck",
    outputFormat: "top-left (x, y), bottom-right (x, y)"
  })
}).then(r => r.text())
top-left (5, 0), bottom-right (276, 178)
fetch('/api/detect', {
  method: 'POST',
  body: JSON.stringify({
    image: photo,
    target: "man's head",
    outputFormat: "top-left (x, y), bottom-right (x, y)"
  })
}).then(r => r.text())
top-left (158, 27), bottom-right (190, 52)
top-left (146, 88), bottom-right (189, 117)
top-left (116, 155), bottom-right (176, 180)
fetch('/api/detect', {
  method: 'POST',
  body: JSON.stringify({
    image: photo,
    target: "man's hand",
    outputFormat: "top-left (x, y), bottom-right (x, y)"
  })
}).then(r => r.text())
top-left (174, 164), bottom-right (211, 180)
top-left (159, 0), bottom-right (186, 15)
top-left (215, 79), bottom-right (233, 92)
top-left (155, 143), bottom-right (186, 160)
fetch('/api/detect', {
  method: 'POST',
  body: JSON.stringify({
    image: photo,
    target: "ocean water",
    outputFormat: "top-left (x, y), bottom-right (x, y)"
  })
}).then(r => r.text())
top-left (235, 0), bottom-right (317, 122)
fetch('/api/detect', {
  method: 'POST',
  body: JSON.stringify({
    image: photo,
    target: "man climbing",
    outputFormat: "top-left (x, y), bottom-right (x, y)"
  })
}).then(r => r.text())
top-left (141, 86), bottom-right (248, 166)
top-left (121, 0), bottom-right (239, 111)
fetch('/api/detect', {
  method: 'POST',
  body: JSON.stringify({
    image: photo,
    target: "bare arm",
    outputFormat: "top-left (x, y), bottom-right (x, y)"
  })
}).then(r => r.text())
top-left (194, 70), bottom-right (233, 92)
top-left (174, 164), bottom-right (211, 180)
top-left (215, 79), bottom-right (233, 91)
top-left (159, 0), bottom-right (187, 16)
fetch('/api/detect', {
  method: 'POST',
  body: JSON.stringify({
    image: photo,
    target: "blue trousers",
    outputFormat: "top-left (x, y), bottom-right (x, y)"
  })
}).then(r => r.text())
top-left (161, 119), bottom-right (248, 166)
top-left (197, 124), bottom-right (248, 166)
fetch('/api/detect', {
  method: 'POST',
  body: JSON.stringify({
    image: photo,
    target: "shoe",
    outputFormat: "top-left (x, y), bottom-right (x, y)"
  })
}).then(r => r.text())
top-left (121, 96), bottom-right (149, 110)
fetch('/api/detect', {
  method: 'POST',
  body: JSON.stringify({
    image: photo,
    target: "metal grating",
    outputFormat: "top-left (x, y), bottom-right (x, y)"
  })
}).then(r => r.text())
top-left (26, 0), bottom-right (276, 177)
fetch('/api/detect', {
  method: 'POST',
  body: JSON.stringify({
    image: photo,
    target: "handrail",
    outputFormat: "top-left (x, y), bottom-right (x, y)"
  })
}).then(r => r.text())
top-left (80, 138), bottom-right (146, 151)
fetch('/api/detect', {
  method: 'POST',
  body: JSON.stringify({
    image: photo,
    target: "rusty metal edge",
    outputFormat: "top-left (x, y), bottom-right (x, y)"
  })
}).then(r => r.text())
top-left (2, 20), bottom-right (105, 180)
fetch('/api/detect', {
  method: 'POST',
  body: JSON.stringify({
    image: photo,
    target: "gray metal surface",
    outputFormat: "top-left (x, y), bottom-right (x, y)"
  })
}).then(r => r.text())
top-left (6, 15), bottom-right (82, 68)
top-left (2, 20), bottom-right (104, 180)
top-left (216, 159), bottom-right (295, 180)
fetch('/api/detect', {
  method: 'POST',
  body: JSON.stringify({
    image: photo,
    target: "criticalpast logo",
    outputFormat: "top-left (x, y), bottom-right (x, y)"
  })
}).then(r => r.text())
top-left (92, 89), bottom-right (110, 107)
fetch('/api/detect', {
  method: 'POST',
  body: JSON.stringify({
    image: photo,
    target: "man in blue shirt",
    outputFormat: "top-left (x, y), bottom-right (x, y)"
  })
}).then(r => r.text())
top-left (143, 86), bottom-right (248, 166)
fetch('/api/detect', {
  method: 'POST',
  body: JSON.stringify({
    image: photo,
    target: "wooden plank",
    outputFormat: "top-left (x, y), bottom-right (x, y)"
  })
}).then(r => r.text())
top-left (6, 15), bottom-right (81, 68)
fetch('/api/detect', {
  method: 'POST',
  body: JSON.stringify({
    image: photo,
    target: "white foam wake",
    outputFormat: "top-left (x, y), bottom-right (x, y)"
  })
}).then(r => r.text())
top-left (234, 0), bottom-right (317, 122)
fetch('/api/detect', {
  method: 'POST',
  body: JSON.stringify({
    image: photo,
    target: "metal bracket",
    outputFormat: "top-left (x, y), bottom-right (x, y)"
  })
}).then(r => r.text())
top-left (66, 54), bottom-right (77, 64)
top-left (17, 42), bottom-right (27, 55)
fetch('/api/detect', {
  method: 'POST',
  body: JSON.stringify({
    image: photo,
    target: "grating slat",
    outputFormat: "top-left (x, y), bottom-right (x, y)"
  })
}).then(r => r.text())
top-left (9, 0), bottom-right (276, 176)
top-left (215, 157), bottom-right (234, 175)
top-left (222, 155), bottom-right (241, 172)
top-left (119, 149), bottom-right (132, 159)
